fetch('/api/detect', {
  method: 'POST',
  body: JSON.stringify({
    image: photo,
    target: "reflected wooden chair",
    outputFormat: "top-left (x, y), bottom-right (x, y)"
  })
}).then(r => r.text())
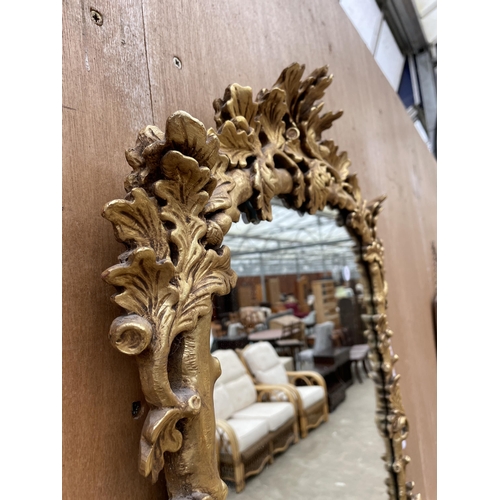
top-left (297, 321), bottom-right (334, 370)
top-left (349, 344), bottom-right (370, 383)
top-left (301, 309), bottom-right (316, 336)
top-left (274, 321), bottom-right (306, 369)
top-left (239, 307), bottom-right (267, 333)
top-left (239, 341), bottom-right (329, 439)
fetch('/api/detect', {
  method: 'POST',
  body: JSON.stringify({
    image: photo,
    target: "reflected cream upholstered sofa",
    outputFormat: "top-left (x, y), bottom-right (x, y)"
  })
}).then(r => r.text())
top-left (239, 341), bottom-right (329, 439)
top-left (212, 349), bottom-right (299, 492)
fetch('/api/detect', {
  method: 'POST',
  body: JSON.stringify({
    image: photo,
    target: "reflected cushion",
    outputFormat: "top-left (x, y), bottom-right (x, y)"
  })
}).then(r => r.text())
top-left (214, 349), bottom-right (249, 384)
top-left (224, 376), bottom-right (258, 414)
top-left (213, 349), bottom-right (257, 413)
top-left (222, 417), bottom-right (269, 453)
top-left (243, 341), bottom-right (289, 385)
top-left (214, 384), bottom-right (234, 421)
top-left (232, 401), bottom-right (295, 432)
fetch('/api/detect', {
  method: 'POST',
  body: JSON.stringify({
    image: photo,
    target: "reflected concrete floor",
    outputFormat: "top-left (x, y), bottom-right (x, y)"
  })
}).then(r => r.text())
top-left (226, 378), bottom-right (387, 500)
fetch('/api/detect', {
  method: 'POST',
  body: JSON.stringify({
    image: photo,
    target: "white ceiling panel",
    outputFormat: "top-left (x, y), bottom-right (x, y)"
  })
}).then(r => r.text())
top-left (339, 0), bottom-right (383, 54)
top-left (420, 7), bottom-right (437, 44)
top-left (374, 21), bottom-right (406, 91)
top-left (413, 0), bottom-right (437, 18)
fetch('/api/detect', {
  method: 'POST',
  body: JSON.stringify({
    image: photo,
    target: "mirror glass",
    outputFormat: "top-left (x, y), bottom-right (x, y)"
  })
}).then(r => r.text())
top-left (211, 199), bottom-right (388, 499)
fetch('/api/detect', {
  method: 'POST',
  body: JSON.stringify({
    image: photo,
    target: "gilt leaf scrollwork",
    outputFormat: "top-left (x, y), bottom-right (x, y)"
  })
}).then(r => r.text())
top-left (102, 113), bottom-right (236, 499)
top-left (211, 63), bottom-right (362, 221)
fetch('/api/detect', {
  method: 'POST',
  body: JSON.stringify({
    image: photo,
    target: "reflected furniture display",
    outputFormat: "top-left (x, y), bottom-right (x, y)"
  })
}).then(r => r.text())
top-left (297, 321), bottom-right (334, 369)
top-left (295, 276), bottom-right (310, 314)
top-left (312, 362), bottom-right (347, 412)
top-left (268, 313), bottom-right (303, 332)
top-left (211, 334), bottom-right (249, 352)
top-left (313, 346), bottom-right (353, 411)
top-left (264, 309), bottom-right (295, 329)
top-left (239, 306), bottom-right (268, 333)
top-left (283, 300), bottom-right (309, 318)
top-left (247, 320), bottom-right (306, 370)
top-left (227, 322), bottom-right (245, 338)
top-left (313, 345), bottom-right (351, 375)
top-left (266, 277), bottom-right (282, 307)
top-left (337, 297), bottom-right (364, 345)
top-left (247, 329), bottom-right (283, 342)
top-left (274, 321), bottom-right (306, 368)
top-left (212, 349), bottom-right (299, 493)
top-left (311, 279), bottom-right (339, 326)
top-left (301, 310), bottom-right (316, 335)
top-left (240, 342), bottom-right (329, 439)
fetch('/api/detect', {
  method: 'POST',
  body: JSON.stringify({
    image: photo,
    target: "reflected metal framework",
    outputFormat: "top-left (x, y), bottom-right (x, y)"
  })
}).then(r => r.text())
top-left (226, 201), bottom-right (359, 278)
top-left (102, 63), bottom-right (419, 500)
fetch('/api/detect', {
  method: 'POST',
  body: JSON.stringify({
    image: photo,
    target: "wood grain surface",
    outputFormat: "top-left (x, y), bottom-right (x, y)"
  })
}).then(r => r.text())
top-left (62, 0), bottom-right (166, 497)
top-left (63, 0), bottom-right (436, 498)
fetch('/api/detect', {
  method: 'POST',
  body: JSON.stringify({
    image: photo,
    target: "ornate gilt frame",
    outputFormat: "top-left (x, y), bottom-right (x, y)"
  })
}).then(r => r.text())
top-left (102, 63), bottom-right (420, 500)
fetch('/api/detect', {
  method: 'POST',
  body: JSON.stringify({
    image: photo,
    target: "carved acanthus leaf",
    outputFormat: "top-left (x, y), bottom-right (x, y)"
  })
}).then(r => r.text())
top-left (274, 150), bottom-right (306, 209)
top-left (103, 188), bottom-right (169, 258)
top-left (140, 407), bottom-right (185, 482)
top-left (283, 138), bottom-right (304, 163)
top-left (272, 63), bottom-right (305, 118)
top-left (304, 159), bottom-right (332, 213)
top-left (165, 112), bottom-right (222, 170)
top-left (213, 63), bottom-right (355, 218)
top-left (296, 66), bottom-right (333, 123)
top-left (217, 120), bottom-right (261, 168)
top-left (103, 247), bottom-right (178, 325)
top-left (255, 87), bottom-right (287, 149)
top-left (388, 383), bottom-right (407, 423)
top-left (322, 140), bottom-right (350, 182)
top-left (214, 84), bottom-right (258, 130)
top-left (173, 246), bottom-right (235, 338)
top-left (363, 241), bottom-right (384, 265)
top-left (252, 159), bottom-right (279, 221)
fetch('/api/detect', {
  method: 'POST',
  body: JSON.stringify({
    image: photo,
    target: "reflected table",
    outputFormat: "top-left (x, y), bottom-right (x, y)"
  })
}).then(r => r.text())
top-left (312, 346), bottom-right (352, 412)
top-left (247, 329), bottom-right (283, 342)
top-left (210, 334), bottom-right (249, 352)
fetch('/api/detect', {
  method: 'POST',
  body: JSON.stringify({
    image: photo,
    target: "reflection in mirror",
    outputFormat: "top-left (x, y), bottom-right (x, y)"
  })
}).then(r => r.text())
top-left (210, 199), bottom-right (387, 498)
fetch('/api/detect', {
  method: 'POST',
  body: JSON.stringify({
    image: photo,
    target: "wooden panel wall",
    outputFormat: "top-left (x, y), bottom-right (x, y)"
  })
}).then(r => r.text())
top-left (63, 1), bottom-right (436, 498)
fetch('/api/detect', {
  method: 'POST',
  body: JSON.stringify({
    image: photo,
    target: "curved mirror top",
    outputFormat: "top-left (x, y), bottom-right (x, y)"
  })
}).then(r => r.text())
top-left (212, 204), bottom-right (386, 498)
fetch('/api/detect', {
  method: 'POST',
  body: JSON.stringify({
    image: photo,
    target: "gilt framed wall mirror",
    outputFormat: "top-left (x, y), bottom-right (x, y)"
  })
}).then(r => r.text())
top-left (102, 63), bottom-right (419, 500)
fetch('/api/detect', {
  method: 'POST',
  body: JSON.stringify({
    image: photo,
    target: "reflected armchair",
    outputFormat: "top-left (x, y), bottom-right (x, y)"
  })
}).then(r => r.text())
top-left (239, 341), bottom-right (329, 439)
top-left (212, 349), bottom-right (299, 492)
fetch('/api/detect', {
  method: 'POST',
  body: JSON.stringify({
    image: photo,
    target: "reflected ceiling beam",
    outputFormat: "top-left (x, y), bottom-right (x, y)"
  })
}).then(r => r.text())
top-left (224, 233), bottom-right (315, 245)
top-left (229, 221), bottom-right (333, 235)
top-left (231, 238), bottom-right (353, 256)
top-left (270, 198), bottom-right (340, 222)
top-left (225, 229), bottom-right (347, 245)
top-left (227, 222), bottom-right (346, 240)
